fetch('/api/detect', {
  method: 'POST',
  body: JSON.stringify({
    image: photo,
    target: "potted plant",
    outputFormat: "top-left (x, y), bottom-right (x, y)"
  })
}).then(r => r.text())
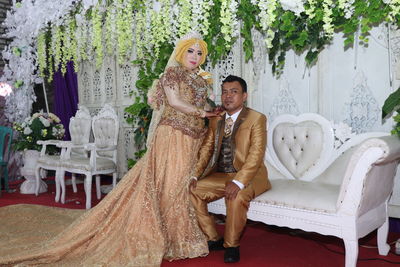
top-left (13, 111), bottom-right (65, 194)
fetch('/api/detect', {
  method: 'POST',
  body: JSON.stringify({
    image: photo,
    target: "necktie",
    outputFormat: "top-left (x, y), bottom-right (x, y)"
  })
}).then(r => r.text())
top-left (224, 117), bottom-right (234, 137)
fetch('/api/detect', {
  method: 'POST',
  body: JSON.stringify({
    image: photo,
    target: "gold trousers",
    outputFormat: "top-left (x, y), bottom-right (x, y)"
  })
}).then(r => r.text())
top-left (190, 172), bottom-right (256, 248)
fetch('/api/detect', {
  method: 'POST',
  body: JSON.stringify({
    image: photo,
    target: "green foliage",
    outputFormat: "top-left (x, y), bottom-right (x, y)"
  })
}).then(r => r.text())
top-left (382, 87), bottom-right (400, 120)
top-left (392, 113), bottom-right (400, 138)
top-left (382, 87), bottom-right (400, 138)
top-left (203, 0), bottom-right (237, 65)
top-left (127, 149), bottom-right (147, 169)
top-left (237, 0), bottom-right (260, 62)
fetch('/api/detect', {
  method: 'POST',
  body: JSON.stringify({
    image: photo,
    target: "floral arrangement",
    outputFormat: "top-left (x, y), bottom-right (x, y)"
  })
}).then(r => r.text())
top-left (13, 112), bottom-right (65, 152)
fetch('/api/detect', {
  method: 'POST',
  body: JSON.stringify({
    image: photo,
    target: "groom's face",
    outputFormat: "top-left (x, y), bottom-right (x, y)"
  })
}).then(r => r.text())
top-left (221, 81), bottom-right (247, 115)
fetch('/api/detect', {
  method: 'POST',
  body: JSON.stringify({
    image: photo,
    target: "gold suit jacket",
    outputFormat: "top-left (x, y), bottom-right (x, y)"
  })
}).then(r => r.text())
top-left (194, 107), bottom-right (271, 195)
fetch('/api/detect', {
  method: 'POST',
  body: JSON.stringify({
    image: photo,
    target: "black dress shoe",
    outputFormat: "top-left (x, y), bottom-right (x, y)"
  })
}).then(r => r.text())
top-left (224, 246), bottom-right (240, 263)
top-left (207, 238), bottom-right (225, 251)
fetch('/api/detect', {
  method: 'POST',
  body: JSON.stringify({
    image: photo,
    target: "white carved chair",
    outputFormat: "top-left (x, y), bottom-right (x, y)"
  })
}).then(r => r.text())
top-left (208, 113), bottom-right (400, 267)
top-left (58, 104), bottom-right (119, 209)
top-left (35, 105), bottom-right (92, 202)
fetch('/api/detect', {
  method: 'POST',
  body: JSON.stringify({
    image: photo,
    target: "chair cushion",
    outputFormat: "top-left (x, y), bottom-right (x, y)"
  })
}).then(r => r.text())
top-left (62, 157), bottom-right (116, 172)
top-left (313, 145), bottom-right (359, 186)
top-left (37, 155), bottom-right (61, 165)
top-left (254, 179), bottom-right (340, 213)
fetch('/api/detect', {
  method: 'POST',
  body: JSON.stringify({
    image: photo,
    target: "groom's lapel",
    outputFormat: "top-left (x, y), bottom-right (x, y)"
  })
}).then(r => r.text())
top-left (231, 107), bottom-right (248, 161)
top-left (211, 115), bottom-right (224, 167)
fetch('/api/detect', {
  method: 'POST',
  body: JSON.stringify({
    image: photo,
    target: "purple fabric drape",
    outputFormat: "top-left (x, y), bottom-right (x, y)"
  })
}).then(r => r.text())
top-left (53, 61), bottom-right (79, 140)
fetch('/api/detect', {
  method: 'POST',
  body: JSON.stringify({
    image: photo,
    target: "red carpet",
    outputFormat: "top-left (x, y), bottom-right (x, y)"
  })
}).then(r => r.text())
top-left (1, 177), bottom-right (400, 266)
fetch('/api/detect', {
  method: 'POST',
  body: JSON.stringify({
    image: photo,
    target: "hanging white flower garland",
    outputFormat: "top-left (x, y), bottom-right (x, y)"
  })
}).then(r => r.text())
top-left (220, 0), bottom-right (239, 48)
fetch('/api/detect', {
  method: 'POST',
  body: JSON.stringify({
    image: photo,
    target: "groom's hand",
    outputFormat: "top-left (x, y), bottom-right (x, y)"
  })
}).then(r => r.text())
top-left (225, 182), bottom-right (240, 200)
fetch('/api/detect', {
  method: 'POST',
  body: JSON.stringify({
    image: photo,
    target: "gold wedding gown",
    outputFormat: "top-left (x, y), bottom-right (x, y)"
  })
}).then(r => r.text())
top-left (0, 66), bottom-right (210, 267)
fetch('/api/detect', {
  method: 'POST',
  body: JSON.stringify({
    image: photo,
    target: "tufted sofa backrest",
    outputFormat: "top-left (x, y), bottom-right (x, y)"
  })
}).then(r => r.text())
top-left (273, 121), bottom-right (323, 178)
top-left (267, 113), bottom-right (334, 181)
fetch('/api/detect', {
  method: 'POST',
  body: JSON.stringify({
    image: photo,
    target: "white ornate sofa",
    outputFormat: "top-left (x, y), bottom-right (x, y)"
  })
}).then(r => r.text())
top-left (208, 113), bottom-right (400, 267)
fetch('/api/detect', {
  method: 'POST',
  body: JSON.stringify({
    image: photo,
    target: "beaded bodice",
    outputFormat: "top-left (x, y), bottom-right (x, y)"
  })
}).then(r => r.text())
top-left (156, 66), bottom-right (211, 138)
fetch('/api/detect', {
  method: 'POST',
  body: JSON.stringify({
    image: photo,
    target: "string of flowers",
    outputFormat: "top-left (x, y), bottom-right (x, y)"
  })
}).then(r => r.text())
top-left (176, 0), bottom-right (191, 39)
top-left (220, 0), bottom-right (239, 48)
top-left (322, 0), bottom-right (334, 39)
top-left (199, 0), bottom-right (214, 36)
top-left (305, 0), bottom-right (317, 19)
top-left (190, 0), bottom-right (202, 33)
top-left (190, 0), bottom-right (212, 35)
top-left (67, 18), bottom-right (78, 72)
top-left (134, 8), bottom-right (148, 60)
top-left (105, 4), bottom-right (117, 56)
top-left (60, 26), bottom-right (68, 75)
top-left (385, 0), bottom-right (400, 22)
top-left (116, 0), bottom-right (134, 64)
top-left (255, 0), bottom-right (278, 49)
top-left (92, 6), bottom-right (104, 69)
top-left (150, 0), bottom-right (173, 57)
top-left (36, 32), bottom-right (47, 78)
top-left (338, 0), bottom-right (355, 19)
top-left (50, 26), bottom-right (63, 81)
top-left (75, 14), bottom-right (89, 65)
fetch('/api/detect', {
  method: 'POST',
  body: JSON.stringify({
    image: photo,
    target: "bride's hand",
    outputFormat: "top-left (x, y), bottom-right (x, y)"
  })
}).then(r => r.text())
top-left (189, 178), bottom-right (197, 191)
top-left (205, 111), bottom-right (220, 118)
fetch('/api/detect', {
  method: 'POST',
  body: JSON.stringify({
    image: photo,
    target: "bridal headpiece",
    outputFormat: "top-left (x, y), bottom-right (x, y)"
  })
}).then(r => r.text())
top-left (175, 32), bottom-right (203, 45)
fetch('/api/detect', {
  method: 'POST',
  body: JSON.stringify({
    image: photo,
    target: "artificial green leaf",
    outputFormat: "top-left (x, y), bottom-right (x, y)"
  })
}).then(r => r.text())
top-left (382, 87), bottom-right (400, 119)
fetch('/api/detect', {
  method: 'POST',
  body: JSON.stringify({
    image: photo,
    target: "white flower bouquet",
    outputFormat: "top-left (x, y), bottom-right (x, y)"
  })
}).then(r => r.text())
top-left (13, 111), bottom-right (65, 152)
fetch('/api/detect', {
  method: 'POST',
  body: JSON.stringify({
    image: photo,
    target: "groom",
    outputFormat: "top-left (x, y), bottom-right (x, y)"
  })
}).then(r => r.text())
top-left (190, 75), bottom-right (271, 263)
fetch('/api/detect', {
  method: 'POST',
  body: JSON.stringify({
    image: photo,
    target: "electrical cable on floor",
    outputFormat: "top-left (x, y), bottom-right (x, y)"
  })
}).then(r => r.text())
top-left (315, 240), bottom-right (400, 264)
top-left (360, 239), bottom-right (398, 249)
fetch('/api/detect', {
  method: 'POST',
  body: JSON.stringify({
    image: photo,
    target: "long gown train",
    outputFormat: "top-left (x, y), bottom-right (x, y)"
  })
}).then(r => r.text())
top-left (0, 125), bottom-right (208, 267)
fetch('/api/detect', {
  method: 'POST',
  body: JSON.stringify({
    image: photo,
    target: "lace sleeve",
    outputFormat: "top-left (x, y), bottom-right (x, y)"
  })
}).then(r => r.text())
top-left (161, 67), bottom-right (206, 118)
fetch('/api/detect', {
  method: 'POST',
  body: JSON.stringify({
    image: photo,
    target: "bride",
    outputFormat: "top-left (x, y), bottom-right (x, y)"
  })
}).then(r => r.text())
top-left (0, 32), bottom-right (218, 267)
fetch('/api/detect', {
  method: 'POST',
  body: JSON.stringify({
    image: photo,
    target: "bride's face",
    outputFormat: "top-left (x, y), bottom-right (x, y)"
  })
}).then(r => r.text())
top-left (182, 44), bottom-right (203, 71)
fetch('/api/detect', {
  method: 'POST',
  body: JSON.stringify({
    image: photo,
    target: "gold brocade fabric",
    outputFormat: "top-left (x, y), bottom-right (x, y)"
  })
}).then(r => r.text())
top-left (0, 125), bottom-right (208, 267)
top-left (156, 66), bottom-right (210, 139)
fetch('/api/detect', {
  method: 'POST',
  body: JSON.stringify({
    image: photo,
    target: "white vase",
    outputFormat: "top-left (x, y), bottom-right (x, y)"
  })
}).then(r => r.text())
top-left (20, 149), bottom-right (47, 194)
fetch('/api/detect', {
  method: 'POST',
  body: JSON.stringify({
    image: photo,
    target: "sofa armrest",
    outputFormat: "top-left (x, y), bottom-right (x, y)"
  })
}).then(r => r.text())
top-left (374, 136), bottom-right (400, 164)
top-left (337, 136), bottom-right (400, 215)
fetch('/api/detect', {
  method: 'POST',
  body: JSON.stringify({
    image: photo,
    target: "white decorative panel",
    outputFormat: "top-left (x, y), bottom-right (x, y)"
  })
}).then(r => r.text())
top-left (390, 27), bottom-right (400, 81)
top-left (344, 72), bottom-right (380, 133)
top-left (120, 64), bottom-right (135, 98)
top-left (105, 67), bottom-right (114, 100)
top-left (268, 78), bottom-right (300, 121)
top-left (92, 70), bottom-right (102, 102)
